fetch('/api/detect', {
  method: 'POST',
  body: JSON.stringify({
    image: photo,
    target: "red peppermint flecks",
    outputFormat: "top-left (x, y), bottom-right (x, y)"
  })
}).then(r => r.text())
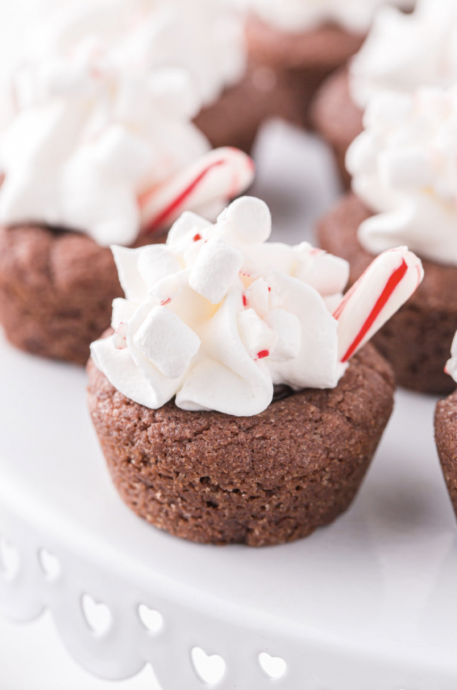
top-left (193, 233), bottom-right (202, 242)
top-left (242, 295), bottom-right (247, 307)
top-left (257, 350), bottom-right (269, 360)
top-left (160, 298), bottom-right (171, 306)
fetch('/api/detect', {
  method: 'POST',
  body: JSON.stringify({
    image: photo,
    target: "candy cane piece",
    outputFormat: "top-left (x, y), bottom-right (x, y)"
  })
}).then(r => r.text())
top-left (140, 148), bottom-right (255, 234)
top-left (334, 247), bottom-right (424, 363)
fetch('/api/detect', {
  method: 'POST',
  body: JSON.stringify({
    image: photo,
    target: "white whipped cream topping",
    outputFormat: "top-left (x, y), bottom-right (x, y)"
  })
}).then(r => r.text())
top-left (28, 0), bottom-right (246, 109)
top-left (245, 0), bottom-right (414, 34)
top-left (350, 0), bottom-right (457, 110)
top-left (91, 197), bottom-right (423, 416)
top-left (0, 43), bottom-right (254, 247)
top-left (446, 332), bottom-right (457, 383)
top-left (347, 87), bottom-right (457, 265)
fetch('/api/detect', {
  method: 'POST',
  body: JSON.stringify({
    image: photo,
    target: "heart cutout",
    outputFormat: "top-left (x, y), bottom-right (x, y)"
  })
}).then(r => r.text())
top-left (38, 549), bottom-right (61, 581)
top-left (0, 536), bottom-right (19, 579)
top-left (138, 604), bottom-right (163, 634)
top-left (191, 647), bottom-right (225, 686)
top-left (259, 652), bottom-right (287, 681)
top-left (81, 594), bottom-right (112, 636)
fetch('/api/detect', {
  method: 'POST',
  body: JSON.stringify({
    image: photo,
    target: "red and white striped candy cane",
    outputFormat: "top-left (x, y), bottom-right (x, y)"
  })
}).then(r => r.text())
top-left (334, 247), bottom-right (424, 363)
top-left (139, 147), bottom-right (255, 234)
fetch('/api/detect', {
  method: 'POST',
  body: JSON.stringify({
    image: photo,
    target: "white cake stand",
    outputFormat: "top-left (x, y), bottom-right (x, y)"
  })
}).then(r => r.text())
top-left (0, 123), bottom-right (456, 690)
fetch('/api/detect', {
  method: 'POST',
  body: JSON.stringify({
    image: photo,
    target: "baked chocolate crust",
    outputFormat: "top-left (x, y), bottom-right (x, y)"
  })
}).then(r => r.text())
top-left (318, 193), bottom-right (457, 395)
top-left (195, 64), bottom-right (271, 154)
top-left (87, 344), bottom-right (395, 547)
top-left (435, 391), bottom-right (457, 519)
top-left (0, 225), bottom-right (166, 365)
top-left (312, 68), bottom-right (363, 188)
top-left (245, 17), bottom-right (364, 129)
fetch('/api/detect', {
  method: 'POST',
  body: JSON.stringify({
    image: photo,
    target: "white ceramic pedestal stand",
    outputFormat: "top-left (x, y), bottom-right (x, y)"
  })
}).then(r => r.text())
top-left (1, 123), bottom-right (457, 690)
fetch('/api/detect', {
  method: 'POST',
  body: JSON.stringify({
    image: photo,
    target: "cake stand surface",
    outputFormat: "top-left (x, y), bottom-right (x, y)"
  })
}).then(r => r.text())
top-left (0, 123), bottom-right (456, 690)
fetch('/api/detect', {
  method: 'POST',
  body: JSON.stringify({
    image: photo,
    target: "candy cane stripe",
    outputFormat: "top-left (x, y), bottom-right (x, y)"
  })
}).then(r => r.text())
top-left (143, 159), bottom-right (227, 233)
top-left (339, 259), bottom-right (408, 363)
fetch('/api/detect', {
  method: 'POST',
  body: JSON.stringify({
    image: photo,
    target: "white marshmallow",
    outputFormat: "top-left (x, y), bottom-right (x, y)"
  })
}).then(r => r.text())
top-left (134, 306), bottom-right (201, 379)
top-left (189, 237), bottom-right (243, 304)
top-left (223, 196), bottom-right (271, 244)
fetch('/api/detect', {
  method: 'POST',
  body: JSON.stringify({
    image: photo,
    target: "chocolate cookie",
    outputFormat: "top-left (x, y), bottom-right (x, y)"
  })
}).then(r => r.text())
top-left (87, 344), bottom-right (395, 547)
top-left (245, 16), bottom-right (364, 130)
top-left (318, 194), bottom-right (457, 394)
top-left (195, 64), bottom-right (273, 153)
top-left (0, 225), bottom-right (166, 366)
top-left (435, 391), bottom-right (457, 520)
top-left (312, 68), bottom-right (363, 188)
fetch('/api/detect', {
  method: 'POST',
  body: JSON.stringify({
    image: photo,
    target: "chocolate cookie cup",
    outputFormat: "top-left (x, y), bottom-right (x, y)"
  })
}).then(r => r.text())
top-left (435, 391), bottom-right (457, 521)
top-left (318, 194), bottom-right (457, 395)
top-left (88, 197), bottom-right (422, 546)
top-left (0, 227), bottom-right (167, 365)
top-left (195, 63), bottom-right (272, 153)
top-left (312, 69), bottom-right (363, 188)
top-left (0, 145), bottom-right (253, 367)
top-left (88, 344), bottom-right (394, 547)
top-left (245, 16), bottom-right (364, 129)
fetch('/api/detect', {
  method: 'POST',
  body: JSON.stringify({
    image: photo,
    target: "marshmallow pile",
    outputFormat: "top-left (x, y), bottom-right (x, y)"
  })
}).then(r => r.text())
top-left (27, 0), bottom-right (246, 110)
top-left (91, 197), bottom-right (423, 416)
top-left (245, 0), bottom-right (414, 34)
top-left (347, 86), bottom-right (457, 265)
top-left (0, 41), bottom-right (253, 247)
top-left (350, 0), bottom-right (457, 109)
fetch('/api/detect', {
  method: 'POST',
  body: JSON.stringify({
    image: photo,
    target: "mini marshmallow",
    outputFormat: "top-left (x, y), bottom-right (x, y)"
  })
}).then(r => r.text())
top-left (189, 237), bottom-right (243, 304)
top-left (238, 308), bottom-right (278, 360)
top-left (224, 196), bottom-right (271, 244)
top-left (133, 306), bottom-right (201, 379)
top-left (266, 309), bottom-right (301, 362)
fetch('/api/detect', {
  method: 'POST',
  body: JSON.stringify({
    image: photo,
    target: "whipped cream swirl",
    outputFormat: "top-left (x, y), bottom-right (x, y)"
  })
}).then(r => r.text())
top-left (28, 0), bottom-right (246, 109)
top-left (446, 333), bottom-right (457, 383)
top-left (245, 0), bottom-right (414, 34)
top-left (91, 196), bottom-right (423, 416)
top-left (0, 42), bottom-right (254, 247)
top-left (350, 0), bottom-right (457, 109)
top-left (347, 87), bottom-right (457, 265)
